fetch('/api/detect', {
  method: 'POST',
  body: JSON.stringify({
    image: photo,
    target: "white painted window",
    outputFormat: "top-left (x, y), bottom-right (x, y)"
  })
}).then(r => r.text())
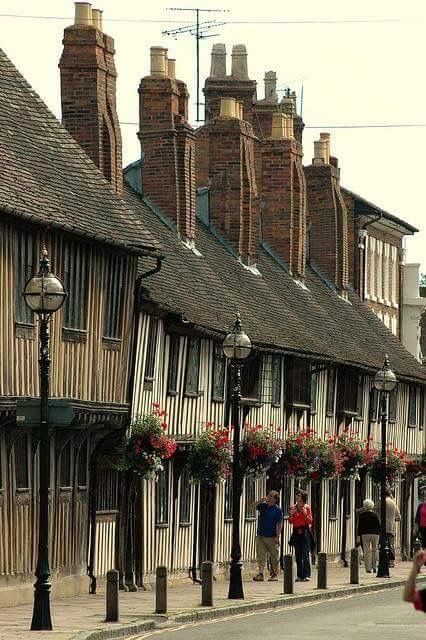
top-left (376, 239), bottom-right (383, 301)
top-left (369, 236), bottom-right (376, 299)
top-left (383, 242), bottom-right (390, 304)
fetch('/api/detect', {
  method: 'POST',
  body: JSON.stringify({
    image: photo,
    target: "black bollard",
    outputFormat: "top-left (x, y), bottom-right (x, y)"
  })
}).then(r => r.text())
top-left (155, 566), bottom-right (168, 614)
top-left (317, 552), bottom-right (327, 589)
top-left (105, 569), bottom-right (119, 622)
top-left (350, 548), bottom-right (359, 584)
top-left (283, 554), bottom-right (294, 594)
top-left (201, 561), bottom-right (214, 606)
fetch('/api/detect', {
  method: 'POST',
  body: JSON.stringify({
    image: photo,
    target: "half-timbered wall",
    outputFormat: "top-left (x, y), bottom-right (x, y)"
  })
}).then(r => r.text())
top-left (0, 217), bottom-right (139, 602)
top-left (0, 218), bottom-right (137, 404)
top-left (132, 311), bottom-right (426, 579)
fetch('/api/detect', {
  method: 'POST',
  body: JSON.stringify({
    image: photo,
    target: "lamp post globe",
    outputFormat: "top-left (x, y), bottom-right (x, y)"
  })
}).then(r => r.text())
top-left (373, 355), bottom-right (397, 579)
top-left (222, 313), bottom-right (252, 600)
top-left (373, 355), bottom-right (397, 393)
top-left (222, 312), bottom-right (252, 361)
top-left (23, 248), bottom-right (66, 631)
top-left (23, 248), bottom-right (66, 315)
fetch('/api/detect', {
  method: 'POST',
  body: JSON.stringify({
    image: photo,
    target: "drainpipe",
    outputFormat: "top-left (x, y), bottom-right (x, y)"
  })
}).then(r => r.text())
top-left (125, 254), bottom-right (164, 587)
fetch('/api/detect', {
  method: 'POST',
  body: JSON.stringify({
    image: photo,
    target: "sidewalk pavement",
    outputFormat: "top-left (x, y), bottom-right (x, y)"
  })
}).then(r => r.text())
top-left (0, 561), bottom-right (419, 640)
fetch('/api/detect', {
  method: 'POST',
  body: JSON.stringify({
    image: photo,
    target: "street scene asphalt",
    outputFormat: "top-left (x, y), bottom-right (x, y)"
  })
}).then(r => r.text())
top-left (132, 588), bottom-right (425, 640)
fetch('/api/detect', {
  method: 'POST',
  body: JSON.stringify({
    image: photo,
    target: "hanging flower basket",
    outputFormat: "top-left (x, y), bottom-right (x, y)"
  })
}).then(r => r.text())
top-left (187, 425), bottom-right (231, 485)
top-left (332, 432), bottom-right (367, 480)
top-left (240, 425), bottom-right (283, 478)
top-left (279, 430), bottom-right (326, 480)
top-left (368, 447), bottom-right (412, 485)
top-left (115, 404), bottom-right (177, 479)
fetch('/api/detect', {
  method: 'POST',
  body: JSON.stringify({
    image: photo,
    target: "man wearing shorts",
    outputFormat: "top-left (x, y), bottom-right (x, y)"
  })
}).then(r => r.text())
top-left (252, 490), bottom-right (283, 582)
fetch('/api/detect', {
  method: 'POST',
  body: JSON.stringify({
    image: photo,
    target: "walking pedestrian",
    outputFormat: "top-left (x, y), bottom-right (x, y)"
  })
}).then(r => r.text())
top-left (414, 497), bottom-right (426, 549)
top-left (384, 489), bottom-right (401, 567)
top-left (252, 490), bottom-right (283, 582)
top-left (357, 499), bottom-right (380, 573)
top-left (403, 550), bottom-right (426, 612)
top-left (289, 489), bottom-right (313, 582)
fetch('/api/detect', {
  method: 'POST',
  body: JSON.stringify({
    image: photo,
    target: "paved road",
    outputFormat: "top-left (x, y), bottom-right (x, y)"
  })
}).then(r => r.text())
top-left (133, 588), bottom-right (425, 640)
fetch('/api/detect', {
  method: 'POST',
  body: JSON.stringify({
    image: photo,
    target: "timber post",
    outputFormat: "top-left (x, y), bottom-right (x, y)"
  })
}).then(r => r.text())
top-left (317, 552), bottom-right (327, 589)
top-left (350, 547), bottom-right (359, 584)
top-left (105, 569), bottom-right (119, 622)
top-left (283, 554), bottom-right (294, 594)
top-left (155, 566), bottom-right (168, 614)
top-left (201, 561), bottom-right (214, 606)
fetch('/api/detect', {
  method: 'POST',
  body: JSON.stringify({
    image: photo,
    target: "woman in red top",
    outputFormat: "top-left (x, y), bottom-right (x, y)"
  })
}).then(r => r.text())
top-left (415, 500), bottom-right (426, 549)
top-left (289, 490), bottom-right (313, 582)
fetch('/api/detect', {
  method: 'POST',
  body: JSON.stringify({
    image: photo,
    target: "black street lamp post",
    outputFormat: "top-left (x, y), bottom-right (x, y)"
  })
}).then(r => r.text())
top-left (23, 248), bottom-right (66, 630)
top-left (222, 313), bottom-right (252, 600)
top-left (373, 355), bottom-right (397, 579)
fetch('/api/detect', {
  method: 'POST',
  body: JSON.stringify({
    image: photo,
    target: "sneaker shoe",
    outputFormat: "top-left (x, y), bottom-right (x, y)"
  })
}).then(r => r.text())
top-left (268, 573), bottom-right (278, 581)
top-left (366, 570), bottom-right (372, 573)
top-left (303, 577), bottom-right (311, 581)
top-left (253, 573), bottom-right (264, 582)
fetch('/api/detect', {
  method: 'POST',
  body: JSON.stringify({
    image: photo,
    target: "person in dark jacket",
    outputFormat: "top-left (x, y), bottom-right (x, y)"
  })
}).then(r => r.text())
top-left (358, 499), bottom-right (381, 573)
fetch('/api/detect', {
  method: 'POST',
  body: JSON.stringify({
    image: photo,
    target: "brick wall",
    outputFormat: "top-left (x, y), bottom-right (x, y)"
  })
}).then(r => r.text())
top-left (138, 76), bottom-right (196, 241)
top-left (305, 161), bottom-right (349, 292)
top-left (202, 115), bottom-right (260, 265)
top-left (59, 24), bottom-right (123, 194)
top-left (261, 137), bottom-right (306, 279)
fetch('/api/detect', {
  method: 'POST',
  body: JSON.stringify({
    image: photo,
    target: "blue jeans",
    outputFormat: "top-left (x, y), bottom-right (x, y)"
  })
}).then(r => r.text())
top-left (293, 530), bottom-right (311, 579)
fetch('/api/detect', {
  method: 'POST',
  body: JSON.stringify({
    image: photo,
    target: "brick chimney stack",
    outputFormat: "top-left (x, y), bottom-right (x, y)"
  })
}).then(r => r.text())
top-left (305, 134), bottom-right (349, 293)
top-left (59, 2), bottom-right (123, 194)
top-left (138, 47), bottom-right (196, 243)
top-left (198, 97), bottom-right (260, 266)
top-left (261, 112), bottom-right (306, 280)
top-left (204, 44), bottom-right (257, 124)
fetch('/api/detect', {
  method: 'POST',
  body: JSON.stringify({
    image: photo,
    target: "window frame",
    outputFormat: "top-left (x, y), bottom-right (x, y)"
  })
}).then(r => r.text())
top-left (144, 317), bottom-right (159, 381)
top-left (14, 434), bottom-right (30, 491)
top-left (282, 476), bottom-right (292, 518)
top-left (245, 476), bottom-right (256, 520)
top-left (178, 467), bottom-right (192, 525)
top-left (271, 354), bottom-right (282, 407)
top-left (224, 477), bottom-right (233, 522)
top-left (286, 356), bottom-right (311, 408)
top-left (62, 238), bottom-right (88, 331)
top-left (212, 342), bottom-right (226, 402)
top-left (241, 353), bottom-right (262, 402)
top-left (326, 369), bottom-right (336, 416)
top-left (408, 385), bottom-right (417, 428)
top-left (166, 333), bottom-right (180, 395)
top-left (103, 253), bottom-right (126, 340)
top-left (369, 387), bottom-right (379, 422)
top-left (310, 368), bottom-right (318, 415)
top-left (14, 229), bottom-right (35, 326)
top-left (155, 466), bottom-right (169, 526)
top-left (60, 440), bottom-right (73, 490)
top-left (184, 336), bottom-right (201, 396)
top-left (328, 478), bottom-right (338, 520)
top-left (388, 387), bottom-right (397, 423)
top-left (184, 336), bottom-right (201, 397)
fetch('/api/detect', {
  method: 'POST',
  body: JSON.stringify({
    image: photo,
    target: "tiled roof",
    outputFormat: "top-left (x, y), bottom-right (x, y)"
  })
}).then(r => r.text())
top-left (125, 183), bottom-right (426, 384)
top-left (0, 49), bottom-right (158, 254)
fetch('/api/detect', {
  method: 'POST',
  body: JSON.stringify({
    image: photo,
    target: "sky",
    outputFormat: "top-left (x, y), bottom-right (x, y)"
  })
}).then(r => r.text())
top-left (1, 0), bottom-right (425, 271)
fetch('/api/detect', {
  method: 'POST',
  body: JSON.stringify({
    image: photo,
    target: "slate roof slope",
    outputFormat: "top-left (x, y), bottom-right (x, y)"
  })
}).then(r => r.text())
top-left (125, 183), bottom-right (426, 384)
top-left (0, 49), bottom-right (158, 254)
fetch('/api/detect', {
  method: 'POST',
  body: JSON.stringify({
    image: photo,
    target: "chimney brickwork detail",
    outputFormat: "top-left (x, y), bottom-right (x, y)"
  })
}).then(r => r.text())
top-left (305, 142), bottom-right (349, 291)
top-left (59, 8), bottom-right (123, 194)
top-left (138, 52), bottom-right (196, 241)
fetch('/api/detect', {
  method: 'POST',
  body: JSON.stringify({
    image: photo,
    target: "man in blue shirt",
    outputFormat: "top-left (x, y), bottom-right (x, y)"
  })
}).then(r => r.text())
top-left (252, 490), bottom-right (283, 582)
